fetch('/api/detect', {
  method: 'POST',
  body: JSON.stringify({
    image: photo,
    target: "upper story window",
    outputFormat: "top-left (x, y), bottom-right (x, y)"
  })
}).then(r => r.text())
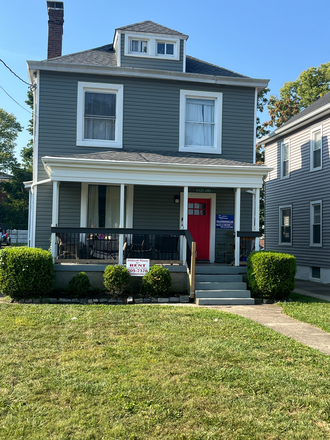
top-left (279, 205), bottom-right (292, 245)
top-left (130, 39), bottom-right (148, 54)
top-left (310, 200), bottom-right (322, 246)
top-left (124, 34), bottom-right (179, 60)
top-left (281, 140), bottom-right (290, 178)
top-left (310, 126), bottom-right (322, 171)
top-left (77, 82), bottom-right (123, 149)
top-left (179, 90), bottom-right (222, 154)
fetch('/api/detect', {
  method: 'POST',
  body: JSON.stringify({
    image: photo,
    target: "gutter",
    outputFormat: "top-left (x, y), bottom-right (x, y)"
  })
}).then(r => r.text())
top-left (26, 60), bottom-right (269, 91)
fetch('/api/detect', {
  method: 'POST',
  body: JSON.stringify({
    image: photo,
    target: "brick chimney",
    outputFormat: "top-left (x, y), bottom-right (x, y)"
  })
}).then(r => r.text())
top-left (47, 1), bottom-right (64, 59)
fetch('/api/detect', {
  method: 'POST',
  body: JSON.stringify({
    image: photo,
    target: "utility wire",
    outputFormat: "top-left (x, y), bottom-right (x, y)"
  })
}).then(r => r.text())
top-left (0, 85), bottom-right (32, 114)
top-left (0, 59), bottom-right (35, 90)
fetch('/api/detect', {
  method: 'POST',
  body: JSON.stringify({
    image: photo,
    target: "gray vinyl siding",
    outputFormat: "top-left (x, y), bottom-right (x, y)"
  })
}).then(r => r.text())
top-left (120, 36), bottom-right (184, 72)
top-left (58, 182), bottom-right (81, 227)
top-left (265, 115), bottom-right (330, 268)
top-left (35, 70), bottom-right (255, 248)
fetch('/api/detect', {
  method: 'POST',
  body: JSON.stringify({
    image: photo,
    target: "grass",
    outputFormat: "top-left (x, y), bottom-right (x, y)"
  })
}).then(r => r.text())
top-left (1, 304), bottom-right (330, 439)
top-left (279, 292), bottom-right (330, 333)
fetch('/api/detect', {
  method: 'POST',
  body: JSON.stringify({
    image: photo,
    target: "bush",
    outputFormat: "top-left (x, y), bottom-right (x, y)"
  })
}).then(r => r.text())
top-left (0, 247), bottom-right (54, 299)
top-left (247, 251), bottom-right (296, 300)
top-left (142, 265), bottom-right (172, 297)
top-left (103, 265), bottom-right (131, 296)
top-left (67, 272), bottom-right (91, 297)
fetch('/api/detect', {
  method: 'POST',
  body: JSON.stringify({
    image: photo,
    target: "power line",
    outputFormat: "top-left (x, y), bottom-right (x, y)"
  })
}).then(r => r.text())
top-left (0, 86), bottom-right (32, 114)
top-left (0, 59), bottom-right (35, 91)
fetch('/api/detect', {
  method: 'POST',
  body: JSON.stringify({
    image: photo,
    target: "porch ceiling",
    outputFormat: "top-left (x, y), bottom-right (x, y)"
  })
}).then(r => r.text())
top-left (42, 150), bottom-right (272, 189)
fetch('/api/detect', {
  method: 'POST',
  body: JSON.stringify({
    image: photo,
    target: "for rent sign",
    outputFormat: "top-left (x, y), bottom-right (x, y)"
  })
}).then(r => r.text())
top-left (126, 259), bottom-right (150, 276)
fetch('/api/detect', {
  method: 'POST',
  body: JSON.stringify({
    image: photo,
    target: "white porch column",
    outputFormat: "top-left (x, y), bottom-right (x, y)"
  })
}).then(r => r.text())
top-left (182, 186), bottom-right (188, 263)
top-left (254, 187), bottom-right (260, 251)
top-left (234, 188), bottom-right (241, 267)
top-left (126, 185), bottom-right (134, 228)
top-left (51, 181), bottom-right (60, 262)
top-left (80, 183), bottom-right (88, 227)
top-left (119, 184), bottom-right (125, 265)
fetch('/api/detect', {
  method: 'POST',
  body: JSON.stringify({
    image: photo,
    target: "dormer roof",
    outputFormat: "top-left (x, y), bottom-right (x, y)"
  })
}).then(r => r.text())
top-left (115, 20), bottom-right (189, 39)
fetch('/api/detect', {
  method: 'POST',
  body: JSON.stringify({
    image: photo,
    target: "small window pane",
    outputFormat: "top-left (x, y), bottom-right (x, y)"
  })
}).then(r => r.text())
top-left (313, 130), bottom-right (321, 150)
top-left (200, 210), bottom-right (206, 216)
top-left (194, 203), bottom-right (200, 209)
top-left (313, 149), bottom-right (321, 169)
top-left (312, 267), bottom-right (321, 278)
top-left (157, 43), bottom-right (165, 54)
top-left (201, 203), bottom-right (206, 209)
top-left (194, 210), bottom-right (199, 215)
top-left (313, 225), bottom-right (321, 244)
top-left (188, 203), bottom-right (193, 209)
top-left (188, 209), bottom-right (193, 215)
top-left (280, 207), bottom-right (291, 244)
top-left (166, 44), bottom-right (174, 55)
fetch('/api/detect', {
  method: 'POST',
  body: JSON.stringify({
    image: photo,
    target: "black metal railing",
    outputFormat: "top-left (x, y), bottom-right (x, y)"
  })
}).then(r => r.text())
top-left (237, 231), bottom-right (261, 264)
top-left (51, 227), bottom-right (187, 261)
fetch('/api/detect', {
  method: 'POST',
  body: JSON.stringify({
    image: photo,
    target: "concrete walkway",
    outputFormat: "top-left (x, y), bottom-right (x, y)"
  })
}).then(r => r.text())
top-left (207, 303), bottom-right (330, 356)
top-left (294, 279), bottom-right (330, 301)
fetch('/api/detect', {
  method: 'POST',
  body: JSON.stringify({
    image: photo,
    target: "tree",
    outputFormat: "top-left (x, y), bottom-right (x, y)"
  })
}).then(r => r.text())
top-left (0, 109), bottom-right (22, 173)
top-left (0, 90), bottom-right (33, 228)
top-left (266, 62), bottom-right (330, 128)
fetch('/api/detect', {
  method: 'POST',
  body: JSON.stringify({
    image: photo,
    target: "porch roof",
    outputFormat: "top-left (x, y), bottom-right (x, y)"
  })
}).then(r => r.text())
top-left (42, 149), bottom-right (272, 189)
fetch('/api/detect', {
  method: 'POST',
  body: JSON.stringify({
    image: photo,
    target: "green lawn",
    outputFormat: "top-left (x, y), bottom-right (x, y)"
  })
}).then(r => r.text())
top-left (1, 304), bottom-right (330, 439)
top-left (279, 292), bottom-right (330, 333)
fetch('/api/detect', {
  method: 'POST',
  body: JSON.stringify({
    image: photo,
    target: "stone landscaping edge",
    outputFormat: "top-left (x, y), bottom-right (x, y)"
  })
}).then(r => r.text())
top-left (8, 295), bottom-right (191, 305)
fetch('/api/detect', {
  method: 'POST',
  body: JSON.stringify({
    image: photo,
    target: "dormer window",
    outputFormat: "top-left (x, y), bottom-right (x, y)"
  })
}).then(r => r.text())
top-left (157, 42), bottom-right (174, 56)
top-left (130, 39), bottom-right (148, 54)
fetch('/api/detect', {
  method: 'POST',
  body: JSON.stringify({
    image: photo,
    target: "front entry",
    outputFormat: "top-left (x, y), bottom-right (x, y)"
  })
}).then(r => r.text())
top-left (188, 198), bottom-right (210, 260)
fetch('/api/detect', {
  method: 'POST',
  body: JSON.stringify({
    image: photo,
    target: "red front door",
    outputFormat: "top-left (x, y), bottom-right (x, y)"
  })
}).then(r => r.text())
top-left (188, 198), bottom-right (210, 260)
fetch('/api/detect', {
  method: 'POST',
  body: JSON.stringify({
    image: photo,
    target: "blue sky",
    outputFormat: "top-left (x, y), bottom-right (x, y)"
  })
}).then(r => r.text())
top-left (1, 0), bottom-right (329, 159)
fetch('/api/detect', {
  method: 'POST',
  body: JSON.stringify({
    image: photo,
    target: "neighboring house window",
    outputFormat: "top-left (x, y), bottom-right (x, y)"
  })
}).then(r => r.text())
top-left (310, 126), bottom-right (322, 171)
top-left (77, 82), bottom-right (123, 148)
top-left (179, 90), bottom-right (222, 154)
top-left (281, 141), bottom-right (290, 178)
top-left (310, 201), bottom-right (322, 246)
top-left (279, 205), bottom-right (292, 245)
top-left (130, 39), bottom-right (148, 54)
top-left (88, 185), bottom-right (120, 228)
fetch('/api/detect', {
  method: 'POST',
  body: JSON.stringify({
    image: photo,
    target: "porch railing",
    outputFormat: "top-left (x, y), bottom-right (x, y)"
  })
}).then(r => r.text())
top-left (236, 231), bottom-right (261, 264)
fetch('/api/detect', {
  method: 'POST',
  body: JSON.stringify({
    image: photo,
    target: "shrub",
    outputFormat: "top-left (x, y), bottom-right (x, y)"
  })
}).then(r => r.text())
top-left (67, 272), bottom-right (91, 297)
top-left (0, 247), bottom-right (54, 299)
top-left (103, 265), bottom-right (131, 296)
top-left (247, 251), bottom-right (296, 300)
top-left (142, 265), bottom-right (172, 297)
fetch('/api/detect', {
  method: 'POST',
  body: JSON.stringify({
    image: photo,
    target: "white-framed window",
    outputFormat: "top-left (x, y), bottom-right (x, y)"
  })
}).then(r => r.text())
top-left (281, 140), bottom-right (290, 178)
top-left (77, 82), bottom-right (123, 148)
top-left (179, 90), bottom-right (222, 154)
top-left (124, 34), bottom-right (179, 60)
top-left (310, 200), bottom-right (322, 246)
top-left (130, 39), bottom-right (148, 54)
top-left (310, 126), bottom-right (322, 171)
top-left (279, 205), bottom-right (292, 245)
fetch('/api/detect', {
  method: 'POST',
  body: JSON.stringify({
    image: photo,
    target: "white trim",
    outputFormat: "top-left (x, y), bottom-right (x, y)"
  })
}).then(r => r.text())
top-left (119, 184), bottom-right (125, 264)
top-left (310, 125), bottom-right (323, 172)
top-left (279, 204), bottom-right (292, 246)
top-left (155, 39), bottom-right (179, 60)
top-left (310, 200), bottom-right (322, 247)
top-left (179, 90), bottom-right (223, 155)
top-left (181, 186), bottom-right (189, 263)
top-left (124, 33), bottom-right (180, 60)
top-left (42, 156), bottom-right (270, 189)
top-left (51, 181), bottom-right (60, 261)
top-left (76, 82), bottom-right (123, 149)
top-left (80, 182), bottom-right (88, 227)
top-left (33, 71), bottom-right (40, 184)
top-left (234, 188), bottom-right (241, 266)
top-left (126, 184), bottom-right (134, 228)
top-left (183, 40), bottom-right (186, 73)
top-left (117, 29), bottom-right (188, 40)
top-left (254, 187), bottom-right (260, 251)
top-left (253, 88), bottom-right (257, 164)
top-left (27, 61), bottom-right (269, 90)
top-left (117, 33), bottom-right (121, 67)
top-left (180, 191), bottom-right (216, 263)
top-left (280, 139), bottom-right (290, 179)
top-left (32, 186), bottom-right (37, 247)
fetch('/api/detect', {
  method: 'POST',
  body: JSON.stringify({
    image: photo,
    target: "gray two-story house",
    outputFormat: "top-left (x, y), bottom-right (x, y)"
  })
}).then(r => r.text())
top-left (25, 2), bottom-right (270, 302)
top-left (258, 92), bottom-right (330, 284)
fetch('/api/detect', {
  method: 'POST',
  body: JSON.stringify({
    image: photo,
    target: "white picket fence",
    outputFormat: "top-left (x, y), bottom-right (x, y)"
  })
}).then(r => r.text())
top-left (7, 229), bottom-right (28, 244)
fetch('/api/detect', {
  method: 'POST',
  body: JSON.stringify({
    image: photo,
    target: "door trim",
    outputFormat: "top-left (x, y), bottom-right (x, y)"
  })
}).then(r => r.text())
top-left (180, 192), bottom-right (216, 263)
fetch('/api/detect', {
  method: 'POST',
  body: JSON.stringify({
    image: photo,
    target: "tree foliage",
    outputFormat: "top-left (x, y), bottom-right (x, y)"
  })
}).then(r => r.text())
top-left (0, 109), bottom-right (22, 173)
top-left (266, 62), bottom-right (330, 128)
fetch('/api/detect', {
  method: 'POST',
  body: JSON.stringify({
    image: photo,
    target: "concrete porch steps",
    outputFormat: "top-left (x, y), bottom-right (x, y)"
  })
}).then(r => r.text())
top-left (194, 266), bottom-right (254, 305)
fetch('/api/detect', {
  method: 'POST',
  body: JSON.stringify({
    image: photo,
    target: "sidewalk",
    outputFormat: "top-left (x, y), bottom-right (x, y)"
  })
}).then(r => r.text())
top-left (294, 279), bottom-right (330, 301)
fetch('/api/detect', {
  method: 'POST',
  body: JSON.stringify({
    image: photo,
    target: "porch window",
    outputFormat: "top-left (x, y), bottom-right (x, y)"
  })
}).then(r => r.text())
top-left (279, 205), bottom-right (292, 245)
top-left (88, 185), bottom-right (120, 228)
top-left (179, 90), bottom-right (222, 154)
top-left (310, 201), bottom-right (322, 246)
top-left (77, 82), bottom-right (123, 148)
top-left (310, 127), bottom-right (322, 171)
